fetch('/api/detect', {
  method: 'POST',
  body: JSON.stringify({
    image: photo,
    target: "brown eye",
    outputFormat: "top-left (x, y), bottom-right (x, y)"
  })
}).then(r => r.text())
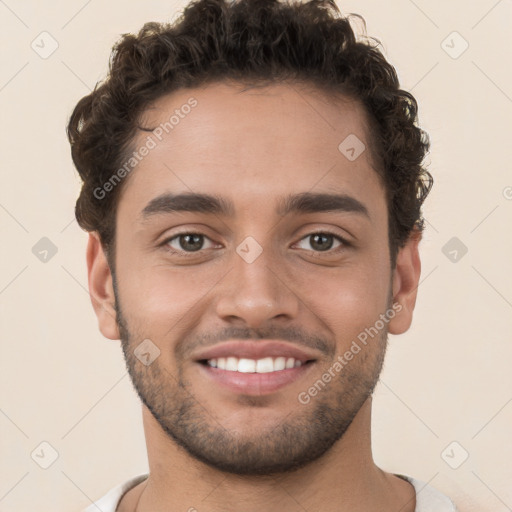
top-left (309, 233), bottom-right (334, 251)
top-left (295, 232), bottom-right (347, 253)
top-left (165, 233), bottom-right (215, 253)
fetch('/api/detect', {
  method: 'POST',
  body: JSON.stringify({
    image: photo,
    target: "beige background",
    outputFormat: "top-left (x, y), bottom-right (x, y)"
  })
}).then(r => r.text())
top-left (1, 1), bottom-right (511, 511)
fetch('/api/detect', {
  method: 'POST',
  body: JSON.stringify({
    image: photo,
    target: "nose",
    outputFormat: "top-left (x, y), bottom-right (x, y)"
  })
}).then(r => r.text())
top-left (214, 240), bottom-right (300, 328)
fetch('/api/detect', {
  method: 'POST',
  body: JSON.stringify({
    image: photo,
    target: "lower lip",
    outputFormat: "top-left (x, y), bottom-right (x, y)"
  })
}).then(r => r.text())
top-left (196, 361), bottom-right (315, 396)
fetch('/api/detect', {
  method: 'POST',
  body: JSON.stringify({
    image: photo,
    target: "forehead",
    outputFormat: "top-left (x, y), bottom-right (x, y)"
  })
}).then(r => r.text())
top-left (117, 81), bottom-right (386, 221)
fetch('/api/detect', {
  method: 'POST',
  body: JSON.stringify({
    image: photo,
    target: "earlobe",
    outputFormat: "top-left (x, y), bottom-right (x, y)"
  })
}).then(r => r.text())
top-left (388, 229), bottom-right (422, 335)
top-left (86, 232), bottom-right (120, 340)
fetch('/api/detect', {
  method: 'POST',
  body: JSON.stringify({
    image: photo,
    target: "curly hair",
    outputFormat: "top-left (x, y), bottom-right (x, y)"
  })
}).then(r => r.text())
top-left (67, 0), bottom-right (432, 269)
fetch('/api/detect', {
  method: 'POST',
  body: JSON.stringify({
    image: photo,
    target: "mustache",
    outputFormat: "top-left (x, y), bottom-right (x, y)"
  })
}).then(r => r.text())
top-left (177, 325), bottom-right (334, 360)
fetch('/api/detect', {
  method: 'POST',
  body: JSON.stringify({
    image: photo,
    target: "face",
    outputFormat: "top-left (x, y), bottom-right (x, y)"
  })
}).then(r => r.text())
top-left (89, 81), bottom-right (419, 476)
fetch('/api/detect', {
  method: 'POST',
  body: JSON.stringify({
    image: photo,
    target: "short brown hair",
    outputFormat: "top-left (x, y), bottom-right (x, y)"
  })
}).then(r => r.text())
top-left (67, 0), bottom-right (432, 269)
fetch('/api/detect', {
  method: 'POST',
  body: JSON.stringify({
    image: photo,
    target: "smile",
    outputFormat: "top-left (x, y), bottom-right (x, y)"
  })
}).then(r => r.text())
top-left (203, 356), bottom-right (305, 373)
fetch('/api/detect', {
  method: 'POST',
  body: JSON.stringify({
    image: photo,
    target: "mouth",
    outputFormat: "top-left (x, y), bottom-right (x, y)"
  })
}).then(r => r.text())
top-left (192, 340), bottom-right (321, 396)
top-left (198, 356), bottom-right (314, 372)
top-left (198, 358), bottom-right (315, 396)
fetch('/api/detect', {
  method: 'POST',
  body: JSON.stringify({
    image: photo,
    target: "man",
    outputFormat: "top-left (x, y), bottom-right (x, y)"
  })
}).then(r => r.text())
top-left (68, 0), bottom-right (458, 510)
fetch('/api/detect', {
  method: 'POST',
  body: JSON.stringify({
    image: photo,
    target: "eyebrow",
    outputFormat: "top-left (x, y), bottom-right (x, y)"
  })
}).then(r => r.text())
top-left (139, 191), bottom-right (370, 221)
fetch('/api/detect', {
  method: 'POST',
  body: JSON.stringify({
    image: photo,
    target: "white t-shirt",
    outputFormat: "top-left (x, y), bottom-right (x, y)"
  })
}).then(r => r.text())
top-left (83, 473), bottom-right (458, 511)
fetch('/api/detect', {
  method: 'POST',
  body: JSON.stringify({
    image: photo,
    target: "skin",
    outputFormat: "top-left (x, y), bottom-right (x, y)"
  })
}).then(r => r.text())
top-left (87, 81), bottom-right (421, 512)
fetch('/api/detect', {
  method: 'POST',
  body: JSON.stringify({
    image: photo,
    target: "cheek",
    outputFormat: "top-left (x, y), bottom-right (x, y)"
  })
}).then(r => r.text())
top-left (116, 258), bottom-right (222, 337)
top-left (292, 259), bottom-right (390, 344)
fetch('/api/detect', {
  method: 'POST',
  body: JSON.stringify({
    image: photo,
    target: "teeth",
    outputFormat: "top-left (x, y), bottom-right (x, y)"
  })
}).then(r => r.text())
top-left (274, 357), bottom-right (286, 371)
top-left (206, 356), bottom-right (305, 373)
top-left (256, 357), bottom-right (273, 373)
top-left (238, 358), bottom-right (256, 373)
top-left (226, 357), bottom-right (238, 371)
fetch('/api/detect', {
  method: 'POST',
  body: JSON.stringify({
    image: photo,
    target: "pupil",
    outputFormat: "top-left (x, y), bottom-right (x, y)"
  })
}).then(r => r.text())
top-left (181, 234), bottom-right (203, 251)
top-left (311, 233), bottom-right (333, 251)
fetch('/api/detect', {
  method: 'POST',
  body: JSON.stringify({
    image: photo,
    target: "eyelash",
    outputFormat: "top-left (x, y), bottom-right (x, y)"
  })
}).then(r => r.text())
top-left (160, 230), bottom-right (351, 257)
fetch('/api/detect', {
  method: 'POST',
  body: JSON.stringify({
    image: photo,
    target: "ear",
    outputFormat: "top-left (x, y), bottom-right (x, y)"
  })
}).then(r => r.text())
top-left (86, 232), bottom-right (120, 340)
top-left (388, 229), bottom-right (422, 335)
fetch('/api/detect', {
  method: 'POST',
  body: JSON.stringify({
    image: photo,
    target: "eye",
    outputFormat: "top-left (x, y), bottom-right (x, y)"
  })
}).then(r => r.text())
top-left (160, 230), bottom-right (349, 257)
top-left (295, 231), bottom-right (348, 253)
top-left (164, 232), bottom-right (217, 253)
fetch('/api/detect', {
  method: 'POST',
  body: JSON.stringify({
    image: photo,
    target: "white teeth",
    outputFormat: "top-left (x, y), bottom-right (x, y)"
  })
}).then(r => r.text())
top-left (206, 356), bottom-right (305, 372)
top-left (274, 357), bottom-right (286, 371)
top-left (238, 358), bottom-right (256, 373)
top-left (226, 357), bottom-right (238, 371)
top-left (256, 357), bottom-right (274, 373)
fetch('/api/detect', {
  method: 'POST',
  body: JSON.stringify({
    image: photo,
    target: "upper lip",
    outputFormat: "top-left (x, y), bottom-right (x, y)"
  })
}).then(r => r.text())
top-left (193, 340), bottom-right (320, 364)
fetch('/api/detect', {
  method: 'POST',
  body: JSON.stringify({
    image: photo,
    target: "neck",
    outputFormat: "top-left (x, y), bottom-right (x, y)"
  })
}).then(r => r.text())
top-left (123, 397), bottom-right (415, 512)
